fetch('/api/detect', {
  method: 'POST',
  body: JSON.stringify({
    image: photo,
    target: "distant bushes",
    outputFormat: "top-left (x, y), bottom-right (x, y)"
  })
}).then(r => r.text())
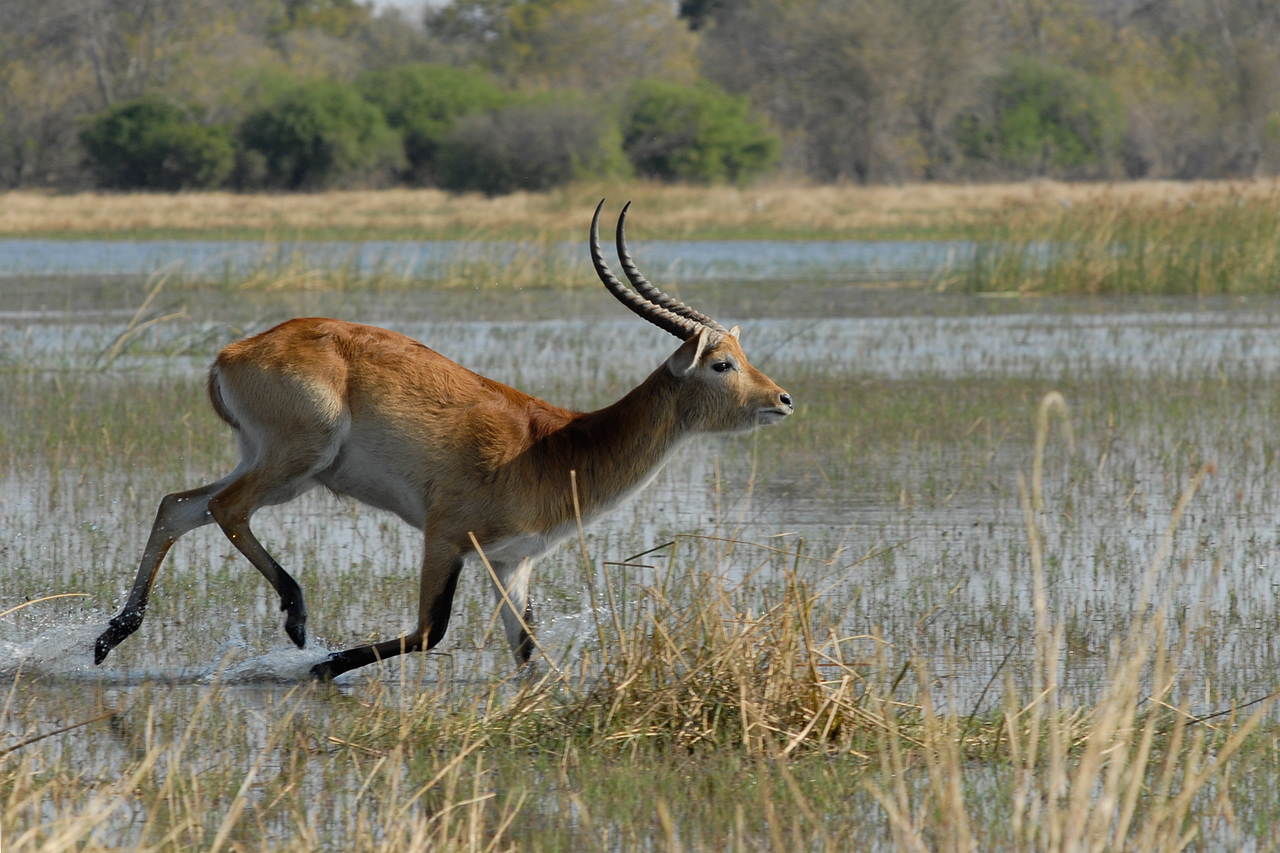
top-left (436, 100), bottom-right (631, 195)
top-left (78, 65), bottom-right (779, 194)
top-left (957, 57), bottom-right (1126, 177)
top-left (433, 80), bottom-right (779, 194)
top-left (14, 0), bottom-right (1280, 191)
top-left (80, 98), bottom-right (234, 190)
top-left (357, 64), bottom-right (510, 185)
top-left (622, 80), bottom-right (779, 183)
top-left (238, 80), bottom-right (403, 189)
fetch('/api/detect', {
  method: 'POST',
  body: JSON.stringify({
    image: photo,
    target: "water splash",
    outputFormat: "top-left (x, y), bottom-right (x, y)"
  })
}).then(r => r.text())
top-left (0, 621), bottom-right (102, 680)
top-left (0, 620), bottom-right (338, 685)
top-left (219, 646), bottom-right (337, 684)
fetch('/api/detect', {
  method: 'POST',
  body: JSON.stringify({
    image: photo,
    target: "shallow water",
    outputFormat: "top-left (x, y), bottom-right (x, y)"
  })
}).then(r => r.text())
top-left (3, 278), bottom-right (1280, 733)
top-left (0, 238), bottom-right (979, 282)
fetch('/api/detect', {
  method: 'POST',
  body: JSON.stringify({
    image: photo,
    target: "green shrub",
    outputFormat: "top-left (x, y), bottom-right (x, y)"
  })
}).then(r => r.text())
top-left (621, 80), bottom-right (779, 183)
top-left (80, 98), bottom-right (234, 190)
top-left (1264, 113), bottom-right (1280, 170)
top-left (957, 57), bottom-right (1126, 175)
top-left (357, 64), bottom-right (509, 184)
top-left (435, 99), bottom-right (630, 195)
top-left (238, 79), bottom-right (403, 189)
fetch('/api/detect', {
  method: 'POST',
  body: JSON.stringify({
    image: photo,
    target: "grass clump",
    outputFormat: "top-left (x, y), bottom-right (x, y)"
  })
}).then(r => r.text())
top-left (495, 537), bottom-right (867, 756)
top-left (943, 188), bottom-right (1280, 294)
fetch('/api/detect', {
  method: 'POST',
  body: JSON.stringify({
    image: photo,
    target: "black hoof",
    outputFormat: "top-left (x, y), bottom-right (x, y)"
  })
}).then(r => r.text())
top-left (286, 620), bottom-right (307, 650)
top-left (280, 596), bottom-right (307, 649)
top-left (94, 615), bottom-right (138, 665)
top-left (93, 634), bottom-right (112, 665)
top-left (310, 656), bottom-right (339, 681)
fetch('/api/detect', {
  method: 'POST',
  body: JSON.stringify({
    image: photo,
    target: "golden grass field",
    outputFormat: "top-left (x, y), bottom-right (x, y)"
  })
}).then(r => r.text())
top-left (4, 178), bottom-right (1280, 240)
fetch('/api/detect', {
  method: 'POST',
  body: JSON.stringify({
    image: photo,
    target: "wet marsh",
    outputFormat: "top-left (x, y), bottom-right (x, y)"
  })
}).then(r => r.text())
top-left (4, 269), bottom-right (1280, 849)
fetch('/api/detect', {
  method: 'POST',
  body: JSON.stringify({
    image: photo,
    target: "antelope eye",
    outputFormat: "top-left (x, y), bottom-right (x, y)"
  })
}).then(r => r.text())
top-left (712, 361), bottom-right (733, 373)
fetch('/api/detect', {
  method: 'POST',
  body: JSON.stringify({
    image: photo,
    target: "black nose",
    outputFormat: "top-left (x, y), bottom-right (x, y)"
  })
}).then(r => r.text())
top-left (780, 392), bottom-right (793, 408)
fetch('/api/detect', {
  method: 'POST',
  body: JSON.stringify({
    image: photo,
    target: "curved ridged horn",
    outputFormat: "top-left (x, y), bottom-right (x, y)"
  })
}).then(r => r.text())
top-left (616, 201), bottom-right (728, 334)
top-left (590, 200), bottom-right (707, 342)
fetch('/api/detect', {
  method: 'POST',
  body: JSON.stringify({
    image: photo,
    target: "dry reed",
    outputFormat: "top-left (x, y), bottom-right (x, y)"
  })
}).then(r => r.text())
top-left (2, 676), bottom-right (521, 853)
top-left (868, 398), bottom-right (1272, 851)
top-left (5, 179), bottom-right (1280, 240)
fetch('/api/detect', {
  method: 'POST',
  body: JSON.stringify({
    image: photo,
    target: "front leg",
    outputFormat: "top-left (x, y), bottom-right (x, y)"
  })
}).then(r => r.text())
top-left (311, 543), bottom-right (464, 680)
top-left (488, 558), bottom-right (536, 667)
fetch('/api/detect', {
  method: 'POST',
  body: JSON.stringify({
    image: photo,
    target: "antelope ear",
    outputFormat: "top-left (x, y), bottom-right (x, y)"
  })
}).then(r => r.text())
top-left (728, 325), bottom-right (740, 340)
top-left (666, 327), bottom-right (715, 376)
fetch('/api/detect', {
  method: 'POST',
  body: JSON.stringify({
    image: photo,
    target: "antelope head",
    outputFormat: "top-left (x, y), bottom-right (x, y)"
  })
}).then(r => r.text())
top-left (590, 200), bottom-right (794, 434)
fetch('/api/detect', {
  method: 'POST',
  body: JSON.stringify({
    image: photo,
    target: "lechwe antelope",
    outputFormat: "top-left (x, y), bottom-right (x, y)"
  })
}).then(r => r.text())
top-left (94, 201), bottom-right (793, 679)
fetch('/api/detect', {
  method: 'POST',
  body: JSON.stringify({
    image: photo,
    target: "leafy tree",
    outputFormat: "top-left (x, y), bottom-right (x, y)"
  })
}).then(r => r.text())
top-left (273, 0), bottom-right (372, 38)
top-left (622, 80), bottom-right (778, 183)
top-left (80, 97), bottom-right (234, 190)
top-left (357, 64), bottom-right (509, 184)
top-left (427, 0), bottom-right (698, 92)
top-left (957, 56), bottom-right (1125, 175)
top-left (7, 0), bottom-right (1280, 188)
top-left (697, 0), bottom-right (943, 183)
top-left (0, 50), bottom-right (92, 188)
top-left (238, 79), bottom-right (403, 189)
top-left (435, 98), bottom-right (630, 195)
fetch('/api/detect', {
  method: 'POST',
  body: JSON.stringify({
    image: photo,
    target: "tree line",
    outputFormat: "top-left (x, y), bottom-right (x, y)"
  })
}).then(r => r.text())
top-left (1, 0), bottom-right (1277, 193)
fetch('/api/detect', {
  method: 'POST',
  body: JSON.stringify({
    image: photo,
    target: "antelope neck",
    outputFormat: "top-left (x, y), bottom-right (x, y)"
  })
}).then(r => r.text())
top-left (542, 365), bottom-right (688, 513)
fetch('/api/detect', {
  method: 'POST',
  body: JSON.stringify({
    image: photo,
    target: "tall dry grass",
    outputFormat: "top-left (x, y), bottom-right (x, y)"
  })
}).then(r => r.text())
top-left (870, 453), bottom-right (1271, 851)
top-left (1, 678), bottom-right (521, 853)
top-left (5, 179), bottom-right (1280, 241)
top-left (940, 186), bottom-right (1280, 294)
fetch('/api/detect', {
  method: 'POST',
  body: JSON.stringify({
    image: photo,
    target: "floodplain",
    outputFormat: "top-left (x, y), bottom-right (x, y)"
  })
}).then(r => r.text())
top-left (3, 236), bottom-right (1280, 849)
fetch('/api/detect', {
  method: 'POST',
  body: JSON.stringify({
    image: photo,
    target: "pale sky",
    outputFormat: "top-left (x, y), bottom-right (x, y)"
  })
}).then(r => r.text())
top-left (369, 0), bottom-right (439, 11)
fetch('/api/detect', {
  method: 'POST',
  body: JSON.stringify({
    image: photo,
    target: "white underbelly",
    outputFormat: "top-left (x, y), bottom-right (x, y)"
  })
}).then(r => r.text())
top-left (481, 521), bottom-right (577, 565)
top-left (487, 446), bottom-right (682, 561)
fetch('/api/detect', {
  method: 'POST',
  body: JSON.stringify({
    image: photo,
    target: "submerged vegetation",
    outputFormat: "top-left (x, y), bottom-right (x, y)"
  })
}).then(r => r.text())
top-left (5, 490), bottom-right (1271, 850)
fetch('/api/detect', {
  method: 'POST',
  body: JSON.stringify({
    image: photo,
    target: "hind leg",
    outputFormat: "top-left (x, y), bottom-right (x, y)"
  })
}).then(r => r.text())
top-left (95, 478), bottom-right (229, 664)
top-left (489, 559), bottom-right (536, 666)
top-left (206, 470), bottom-right (313, 649)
